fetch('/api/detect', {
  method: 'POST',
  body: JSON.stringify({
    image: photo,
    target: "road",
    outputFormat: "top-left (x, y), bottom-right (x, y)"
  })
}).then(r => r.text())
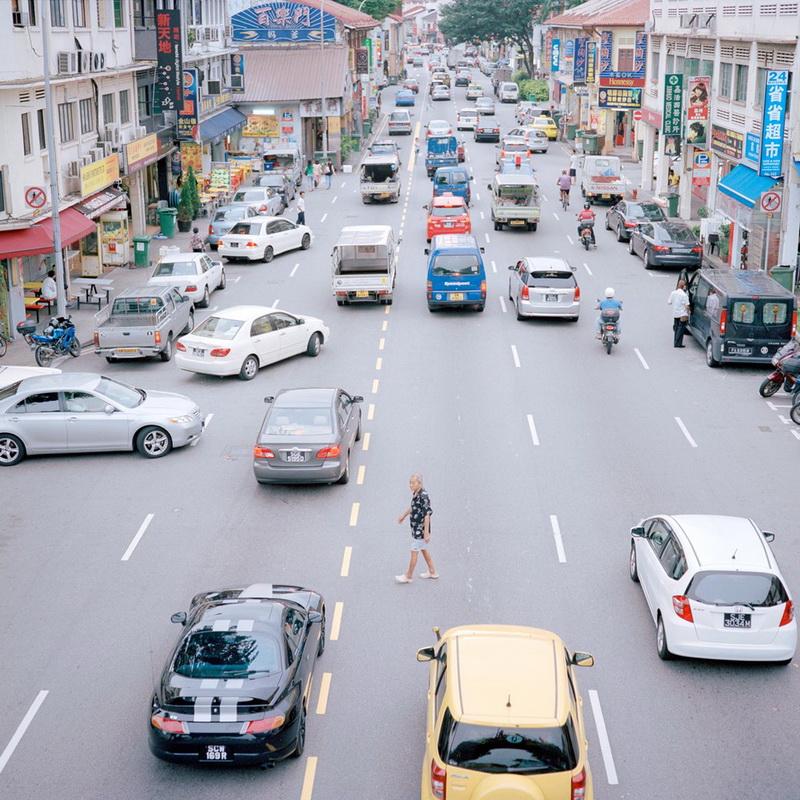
top-left (1, 60), bottom-right (800, 800)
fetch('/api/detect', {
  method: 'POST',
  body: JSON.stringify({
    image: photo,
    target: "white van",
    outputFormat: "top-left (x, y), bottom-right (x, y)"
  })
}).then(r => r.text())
top-left (498, 82), bottom-right (520, 103)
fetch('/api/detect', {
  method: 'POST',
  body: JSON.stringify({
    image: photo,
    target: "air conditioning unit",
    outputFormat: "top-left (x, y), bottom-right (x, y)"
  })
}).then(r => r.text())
top-left (134, 126), bottom-right (147, 139)
top-left (78, 51), bottom-right (91, 73)
top-left (206, 80), bottom-right (222, 96)
top-left (207, 27), bottom-right (221, 41)
top-left (698, 13), bottom-right (715, 28)
top-left (680, 13), bottom-right (697, 28)
top-left (67, 160), bottom-right (82, 177)
top-left (91, 52), bottom-right (106, 71)
top-left (102, 142), bottom-right (115, 157)
top-left (12, 10), bottom-right (29, 26)
top-left (105, 123), bottom-right (120, 145)
top-left (57, 52), bottom-right (79, 75)
top-left (90, 147), bottom-right (104, 161)
top-left (80, 154), bottom-right (93, 167)
top-left (230, 75), bottom-right (244, 90)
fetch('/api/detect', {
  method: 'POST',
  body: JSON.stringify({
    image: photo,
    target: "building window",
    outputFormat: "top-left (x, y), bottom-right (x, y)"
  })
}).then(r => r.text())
top-left (0, 171), bottom-right (6, 214)
top-left (72, 0), bottom-right (86, 26)
top-left (97, 0), bottom-right (123, 26)
top-left (617, 48), bottom-right (633, 72)
top-left (685, 58), bottom-right (699, 76)
top-left (137, 84), bottom-right (152, 119)
top-left (114, 0), bottom-right (124, 27)
top-left (37, 108), bottom-right (47, 149)
top-left (754, 67), bottom-right (767, 108)
top-left (665, 55), bottom-right (674, 73)
top-left (700, 59), bottom-right (714, 79)
top-left (132, 0), bottom-right (155, 27)
top-left (50, 0), bottom-right (66, 26)
top-left (119, 89), bottom-right (131, 124)
top-left (102, 93), bottom-right (115, 125)
top-left (188, 0), bottom-right (203, 25)
top-left (650, 49), bottom-right (660, 83)
top-left (79, 97), bottom-right (93, 134)
top-left (719, 62), bottom-right (732, 98)
top-left (674, 56), bottom-right (684, 75)
top-left (21, 113), bottom-right (32, 156)
top-left (734, 63), bottom-right (749, 103)
top-left (58, 102), bottom-right (75, 142)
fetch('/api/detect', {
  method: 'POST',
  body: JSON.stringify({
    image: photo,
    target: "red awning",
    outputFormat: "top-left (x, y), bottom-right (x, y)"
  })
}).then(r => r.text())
top-left (0, 208), bottom-right (96, 259)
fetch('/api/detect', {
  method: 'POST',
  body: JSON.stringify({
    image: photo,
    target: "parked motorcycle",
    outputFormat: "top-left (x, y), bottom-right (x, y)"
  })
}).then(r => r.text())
top-left (598, 307), bottom-right (620, 354)
top-left (578, 222), bottom-right (596, 251)
top-left (759, 340), bottom-right (800, 397)
top-left (17, 316), bottom-right (81, 367)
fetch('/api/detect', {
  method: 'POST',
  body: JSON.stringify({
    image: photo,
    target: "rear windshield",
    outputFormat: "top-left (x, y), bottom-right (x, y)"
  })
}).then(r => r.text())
top-left (431, 254), bottom-right (481, 276)
top-left (438, 711), bottom-right (578, 775)
top-left (431, 206), bottom-right (466, 217)
top-left (389, 112), bottom-right (408, 122)
top-left (112, 297), bottom-right (163, 313)
top-left (527, 271), bottom-right (575, 287)
top-left (503, 143), bottom-right (529, 153)
top-left (173, 630), bottom-right (281, 679)
top-left (628, 203), bottom-right (665, 221)
top-left (731, 301), bottom-right (791, 327)
top-left (233, 190), bottom-right (266, 202)
top-left (687, 571), bottom-right (789, 607)
top-left (436, 172), bottom-right (468, 185)
top-left (459, 110), bottom-right (477, 118)
top-left (657, 225), bottom-right (697, 243)
top-left (229, 222), bottom-right (258, 235)
top-left (214, 207), bottom-right (247, 221)
top-left (264, 407), bottom-right (333, 435)
top-left (153, 261), bottom-right (196, 277)
top-left (192, 316), bottom-right (244, 340)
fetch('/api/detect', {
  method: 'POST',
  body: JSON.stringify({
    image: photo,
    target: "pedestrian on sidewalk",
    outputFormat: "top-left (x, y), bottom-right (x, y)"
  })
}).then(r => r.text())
top-left (395, 473), bottom-right (438, 584)
top-left (305, 160), bottom-right (315, 191)
top-left (313, 159), bottom-right (323, 188)
top-left (323, 159), bottom-right (335, 189)
top-left (569, 152), bottom-right (578, 184)
top-left (668, 279), bottom-right (690, 347)
top-left (296, 191), bottom-right (306, 226)
top-left (189, 228), bottom-right (205, 252)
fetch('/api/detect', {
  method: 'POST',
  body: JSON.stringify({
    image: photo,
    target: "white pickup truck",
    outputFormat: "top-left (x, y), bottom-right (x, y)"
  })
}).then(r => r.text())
top-left (332, 226), bottom-right (397, 306)
top-left (581, 155), bottom-right (625, 205)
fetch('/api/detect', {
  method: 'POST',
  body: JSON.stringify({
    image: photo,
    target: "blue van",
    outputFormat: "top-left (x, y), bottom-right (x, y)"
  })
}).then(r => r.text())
top-left (425, 234), bottom-right (486, 312)
top-left (432, 166), bottom-right (472, 205)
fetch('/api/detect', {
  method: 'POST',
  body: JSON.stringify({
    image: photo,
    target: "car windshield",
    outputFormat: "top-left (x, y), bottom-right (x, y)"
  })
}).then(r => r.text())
top-left (94, 376), bottom-right (144, 408)
top-left (234, 190), bottom-right (265, 202)
top-left (438, 713), bottom-right (579, 775)
top-left (527, 270), bottom-right (575, 288)
top-left (628, 203), bottom-right (665, 221)
top-left (258, 176), bottom-right (282, 187)
top-left (153, 261), bottom-right (197, 277)
top-left (265, 407), bottom-right (334, 435)
top-left (192, 316), bottom-right (244, 340)
top-left (214, 207), bottom-right (247, 221)
top-left (432, 206), bottom-right (466, 217)
top-left (460, 110), bottom-right (476, 118)
top-left (431, 254), bottom-right (480, 276)
top-left (687, 571), bottom-right (789, 607)
top-left (173, 629), bottom-right (281, 679)
top-left (500, 163), bottom-right (535, 175)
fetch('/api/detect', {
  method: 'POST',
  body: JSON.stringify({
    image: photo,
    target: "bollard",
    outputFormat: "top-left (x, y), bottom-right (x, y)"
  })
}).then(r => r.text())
top-left (631, 188), bottom-right (638, 200)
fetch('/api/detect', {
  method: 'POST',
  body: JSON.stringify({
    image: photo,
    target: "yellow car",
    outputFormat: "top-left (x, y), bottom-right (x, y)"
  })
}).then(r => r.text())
top-left (532, 116), bottom-right (558, 140)
top-left (465, 83), bottom-right (484, 100)
top-left (417, 625), bottom-right (594, 800)
top-left (431, 71), bottom-right (451, 87)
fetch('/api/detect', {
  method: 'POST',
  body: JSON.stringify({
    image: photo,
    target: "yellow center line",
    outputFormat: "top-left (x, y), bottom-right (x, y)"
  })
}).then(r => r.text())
top-left (382, 320), bottom-right (388, 331)
top-left (371, 379), bottom-right (379, 394)
top-left (368, 404), bottom-right (375, 420)
top-left (375, 357), bottom-right (382, 370)
top-left (340, 545), bottom-right (352, 576)
top-left (349, 502), bottom-right (360, 526)
top-left (384, 305), bottom-right (391, 315)
top-left (356, 465), bottom-right (366, 484)
top-left (379, 338), bottom-right (385, 350)
top-left (330, 601), bottom-right (344, 640)
top-left (361, 432), bottom-right (371, 451)
top-left (316, 673), bottom-right (332, 715)
top-left (300, 756), bottom-right (318, 800)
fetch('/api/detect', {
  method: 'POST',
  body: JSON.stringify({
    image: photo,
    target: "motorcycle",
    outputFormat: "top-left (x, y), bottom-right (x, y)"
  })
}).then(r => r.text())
top-left (17, 316), bottom-right (81, 367)
top-left (759, 340), bottom-right (800, 397)
top-left (598, 307), bottom-right (620, 354)
top-left (578, 221), bottom-right (596, 250)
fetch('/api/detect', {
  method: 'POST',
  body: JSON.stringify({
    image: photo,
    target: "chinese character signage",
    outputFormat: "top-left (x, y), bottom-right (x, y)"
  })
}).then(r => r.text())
top-left (759, 70), bottom-right (788, 177)
top-left (686, 76), bottom-right (709, 145)
top-left (745, 133), bottom-right (760, 164)
top-left (80, 154), bottom-right (120, 197)
top-left (231, 3), bottom-right (335, 42)
top-left (599, 31), bottom-right (613, 75)
top-left (599, 29), bottom-right (646, 87)
top-left (586, 41), bottom-right (596, 84)
top-left (230, 54), bottom-right (245, 94)
top-left (574, 38), bottom-right (588, 84)
top-left (598, 87), bottom-right (642, 109)
top-left (633, 31), bottom-right (647, 74)
top-left (711, 124), bottom-right (743, 161)
top-left (156, 10), bottom-right (182, 111)
top-left (662, 74), bottom-right (683, 157)
top-left (551, 38), bottom-right (560, 72)
top-left (177, 70), bottom-right (199, 141)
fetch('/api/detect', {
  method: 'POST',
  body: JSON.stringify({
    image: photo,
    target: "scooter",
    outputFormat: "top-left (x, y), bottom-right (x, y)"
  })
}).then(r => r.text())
top-left (597, 307), bottom-right (620, 354)
top-left (759, 340), bottom-right (800, 397)
top-left (578, 221), bottom-right (596, 250)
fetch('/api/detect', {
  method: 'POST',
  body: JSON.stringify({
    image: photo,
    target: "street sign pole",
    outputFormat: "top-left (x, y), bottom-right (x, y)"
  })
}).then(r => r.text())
top-left (320, 0), bottom-right (328, 160)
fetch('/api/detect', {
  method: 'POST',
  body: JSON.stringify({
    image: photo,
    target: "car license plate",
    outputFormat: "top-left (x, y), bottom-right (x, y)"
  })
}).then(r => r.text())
top-left (724, 613), bottom-right (751, 628)
top-left (510, 220), bottom-right (525, 226)
top-left (356, 291), bottom-right (369, 298)
top-left (230, 242), bottom-right (239, 248)
top-left (286, 451), bottom-right (306, 462)
top-left (204, 745), bottom-right (228, 761)
top-left (673, 248), bottom-right (691, 254)
top-left (443, 222), bottom-right (453, 227)
top-left (545, 294), bottom-right (558, 302)
top-left (729, 346), bottom-right (752, 356)
top-left (601, 194), bottom-right (610, 199)
top-left (192, 348), bottom-right (205, 357)
top-left (116, 348), bottom-right (138, 354)
top-left (450, 293), bottom-right (464, 301)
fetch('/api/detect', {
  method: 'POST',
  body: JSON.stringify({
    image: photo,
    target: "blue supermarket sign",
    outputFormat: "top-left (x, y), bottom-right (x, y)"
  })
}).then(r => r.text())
top-left (759, 70), bottom-right (788, 177)
top-left (232, 2), bottom-right (335, 42)
top-left (745, 133), bottom-right (760, 164)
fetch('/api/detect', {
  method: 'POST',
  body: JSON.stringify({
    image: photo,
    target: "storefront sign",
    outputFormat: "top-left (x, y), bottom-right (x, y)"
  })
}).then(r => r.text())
top-left (242, 115), bottom-right (279, 138)
top-left (598, 87), bottom-right (642, 109)
top-left (711, 124), bottom-right (744, 161)
top-left (155, 10), bottom-right (182, 111)
top-left (125, 133), bottom-right (159, 173)
top-left (230, 54), bottom-right (245, 94)
top-left (299, 98), bottom-right (342, 118)
top-left (599, 30), bottom-right (646, 87)
top-left (759, 70), bottom-right (788, 177)
top-left (180, 142), bottom-right (202, 176)
top-left (745, 133), bottom-right (760, 164)
top-left (551, 38), bottom-right (560, 72)
top-left (638, 107), bottom-right (662, 128)
top-left (80, 154), bottom-right (120, 198)
top-left (573, 38), bottom-right (588, 84)
top-left (231, 3), bottom-right (335, 43)
top-left (686, 76), bottom-right (709, 145)
top-left (356, 48), bottom-right (369, 74)
top-left (586, 42), bottom-right (596, 84)
top-left (599, 31), bottom-right (612, 75)
top-left (177, 69), bottom-right (199, 141)
top-left (662, 74), bottom-right (683, 135)
top-left (634, 31), bottom-right (647, 74)
top-left (692, 150), bottom-right (711, 186)
top-left (545, 30), bottom-right (553, 71)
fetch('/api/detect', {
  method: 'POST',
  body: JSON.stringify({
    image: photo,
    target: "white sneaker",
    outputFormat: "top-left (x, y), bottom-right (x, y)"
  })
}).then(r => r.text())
top-left (420, 572), bottom-right (439, 579)
top-left (395, 575), bottom-right (412, 584)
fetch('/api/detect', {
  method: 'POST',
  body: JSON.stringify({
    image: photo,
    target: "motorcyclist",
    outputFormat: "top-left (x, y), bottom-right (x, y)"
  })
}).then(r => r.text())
top-left (596, 287), bottom-right (622, 339)
top-left (577, 203), bottom-right (596, 244)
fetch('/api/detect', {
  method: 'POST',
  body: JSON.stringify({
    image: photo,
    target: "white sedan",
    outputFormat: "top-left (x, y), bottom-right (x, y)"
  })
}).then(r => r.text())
top-left (147, 252), bottom-right (226, 308)
top-left (426, 119), bottom-right (453, 137)
top-left (175, 305), bottom-right (330, 380)
top-left (0, 365), bottom-right (60, 390)
top-left (217, 216), bottom-right (313, 263)
top-left (456, 108), bottom-right (477, 131)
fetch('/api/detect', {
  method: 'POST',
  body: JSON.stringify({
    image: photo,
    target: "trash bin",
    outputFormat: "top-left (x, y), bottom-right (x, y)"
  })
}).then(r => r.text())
top-left (770, 265), bottom-right (795, 292)
top-left (133, 235), bottom-right (152, 269)
top-left (567, 123), bottom-right (577, 141)
top-left (363, 119), bottom-right (373, 139)
top-left (158, 207), bottom-right (177, 238)
top-left (666, 193), bottom-right (680, 218)
top-left (583, 134), bottom-right (600, 155)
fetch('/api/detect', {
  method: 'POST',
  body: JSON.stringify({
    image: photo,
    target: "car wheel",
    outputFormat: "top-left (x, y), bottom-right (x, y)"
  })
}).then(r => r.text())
top-left (306, 332), bottom-right (321, 357)
top-left (616, 223), bottom-right (627, 242)
top-left (182, 311), bottom-right (195, 335)
top-left (656, 616), bottom-right (673, 660)
top-left (106, 356), bottom-right (117, 363)
top-left (628, 237), bottom-right (636, 255)
top-left (604, 215), bottom-right (611, 231)
top-left (135, 426), bottom-right (172, 459)
top-left (159, 337), bottom-right (174, 362)
top-left (0, 434), bottom-right (25, 466)
top-left (338, 451), bottom-right (351, 484)
top-left (643, 250), bottom-right (654, 270)
top-left (263, 246), bottom-right (274, 263)
top-left (239, 355), bottom-right (259, 380)
top-left (290, 708), bottom-right (306, 758)
top-left (218, 270), bottom-right (227, 290)
top-left (301, 233), bottom-right (311, 250)
top-left (529, 222), bottom-right (537, 232)
top-left (515, 301), bottom-right (524, 321)
top-left (317, 612), bottom-right (326, 657)
top-left (198, 287), bottom-right (210, 308)
top-left (355, 414), bottom-right (362, 441)
top-left (706, 339), bottom-right (720, 368)
top-left (629, 543), bottom-right (639, 582)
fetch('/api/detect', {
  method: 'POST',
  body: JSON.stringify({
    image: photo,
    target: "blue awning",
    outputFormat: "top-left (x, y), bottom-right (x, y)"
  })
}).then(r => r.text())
top-left (717, 164), bottom-right (778, 209)
top-left (199, 108), bottom-right (247, 143)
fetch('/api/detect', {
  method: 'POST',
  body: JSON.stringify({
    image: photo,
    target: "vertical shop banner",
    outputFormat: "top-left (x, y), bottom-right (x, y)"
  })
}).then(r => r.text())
top-left (177, 69), bottom-right (199, 141)
top-left (156, 10), bottom-right (182, 111)
top-left (573, 38), bottom-right (588, 84)
top-left (551, 38), bottom-right (561, 72)
top-left (599, 31), bottom-right (613, 75)
top-left (686, 76), bottom-right (709, 145)
top-left (180, 142), bottom-right (202, 176)
top-left (230, 54), bottom-right (245, 94)
top-left (759, 70), bottom-right (788, 177)
top-left (662, 74), bottom-right (683, 156)
top-left (545, 30), bottom-right (553, 72)
top-left (586, 41), bottom-right (596, 84)
top-left (563, 38), bottom-right (574, 75)
top-left (633, 31), bottom-right (647, 76)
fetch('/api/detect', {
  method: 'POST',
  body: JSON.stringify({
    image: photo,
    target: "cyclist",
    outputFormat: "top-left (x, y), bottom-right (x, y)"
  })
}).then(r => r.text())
top-left (556, 171), bottom-right (571, 207)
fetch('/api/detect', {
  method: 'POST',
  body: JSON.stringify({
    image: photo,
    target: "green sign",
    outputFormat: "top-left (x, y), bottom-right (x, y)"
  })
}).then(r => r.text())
top-left (662, 74), bottom-right (683, 135)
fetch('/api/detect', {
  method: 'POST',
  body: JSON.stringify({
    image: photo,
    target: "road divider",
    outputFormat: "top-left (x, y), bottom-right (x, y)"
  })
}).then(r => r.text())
top-left (290, 263), bottom-right (300, 277)
top-left (349, 503), bottom-right (360, 526)
top-left (340, 546), bottom-right (352, 577)
top-left (315, 673), bottom-right (332, 715)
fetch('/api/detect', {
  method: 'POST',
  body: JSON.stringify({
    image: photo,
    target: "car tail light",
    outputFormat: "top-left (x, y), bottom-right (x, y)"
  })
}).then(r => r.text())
top-left (151, 714), bottom-right (187, 734)
top-left (185, 284), bottom-right (197, 292)
top-left (210, 348), bottom-right (231, 357)
top-left (573, 285), bottom-right (581, 300)
top-left (780, 600), bottom-right (794, 627)
top-left (719, 309), bottom-right (727, 335)
top-left (208, 225), bottom-right (213, 234)
top-left (244, 714), bottom-right (285, 734)
top-left (176, 341), bottom-right (186, 351)
top-left (253, 446), bottom-right (275, 459)
top-left (93, 332), bottom-right (99, 347)
top-left (571, 767), bottom-right (587, 799)
top-left (480, 279), bottom-right (486, 299)
top-left (792, 311), bottom-right (797, 337)
top-left (317, 445), bottom-right (341, 459)
top-left (259, 204), bottom-right (267, 213)
top-left (625, 220), bottom-right (638, 228)
top-left (154, 331), bottom-right (162, 345)
top-left (652, 245), bottom-right (671, 252)
top-left (691, 246), bottom-right (702, 254)
top-left (521, 284), bottom-right (529, 300)
top-left (246, 241), bottom-right (259, 248)
top-left (217, 239), bottom-right (224, 247)
top-left (427, 280), bottom-right (433, 299)
top-left (431, 760), bottom-right (446, 799)
top-left (672, 595), bottom-right (693, 622)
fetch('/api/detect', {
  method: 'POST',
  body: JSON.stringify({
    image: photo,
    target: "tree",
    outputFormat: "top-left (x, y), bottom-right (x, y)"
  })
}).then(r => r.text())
top-left (337, 0), bottom-right (400, 22)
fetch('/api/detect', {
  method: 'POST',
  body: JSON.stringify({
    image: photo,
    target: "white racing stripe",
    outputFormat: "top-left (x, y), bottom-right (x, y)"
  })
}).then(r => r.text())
top-left (0, 690), bottom-right (48, 776)
top-left (194, 697), bottom-right (213, 723)
top-left (219, 697), bottom-right (238, 723)
top-left (675, 417), bottom-right (698, 447)
top-left (550, 515), bottom-right (566, 562)
top-left (588, 690), bottom-right (619, 784)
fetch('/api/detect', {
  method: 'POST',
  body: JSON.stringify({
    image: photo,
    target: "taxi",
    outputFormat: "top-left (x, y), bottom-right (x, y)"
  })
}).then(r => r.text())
top-left (425, 193), bottom-right (471, 242)
top-left (465, 82), bottom-right (484, 100)
top-left (402, 77), bottom-right (419, 94)
top-left (531, 115), bottom-right (559, 140)
top-left (496, 136), bottom-right (531, 165)
top-left (431, 70), bottom-right (451, 87)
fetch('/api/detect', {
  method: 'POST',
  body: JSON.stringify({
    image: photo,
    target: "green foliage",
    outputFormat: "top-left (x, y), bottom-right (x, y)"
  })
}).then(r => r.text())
top-left (184, 164), bottom-right (201, 215)
top-left (517, 77), bottom-right (549, 102)
top-left (718, 223), bottom-right (730, 258)
top-left (337, 0), bottom-right (400, 21)
top-left (691, 225), bottom-right (701, 239)
top-left (697, 206), bottom-right (709, 218)
top-left (340, 136), bottom-right (358, 162)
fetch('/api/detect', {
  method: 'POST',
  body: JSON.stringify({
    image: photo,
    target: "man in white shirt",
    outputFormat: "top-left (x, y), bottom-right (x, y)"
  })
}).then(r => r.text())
top-left (40, 270), bottom-right (57, 301)
top-left (667, 279), bottom-right (690, 348)
top-left (296, 191), bottom-right (306, 226)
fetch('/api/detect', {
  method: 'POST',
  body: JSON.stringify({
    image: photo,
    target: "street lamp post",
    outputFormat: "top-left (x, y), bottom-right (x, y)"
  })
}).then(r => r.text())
top-left (320, 0), bottom-right (327, 158)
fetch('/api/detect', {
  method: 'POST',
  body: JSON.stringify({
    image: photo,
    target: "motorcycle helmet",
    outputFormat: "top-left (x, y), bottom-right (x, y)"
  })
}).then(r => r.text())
top-left (584, 202), bottom-right (590, 210)
top-left (605, 287), bottom-right (615, 298)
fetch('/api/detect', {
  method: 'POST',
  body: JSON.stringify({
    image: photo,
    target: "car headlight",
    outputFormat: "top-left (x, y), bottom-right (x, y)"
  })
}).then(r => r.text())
top-left (167, 415), bottom-right (195, 424)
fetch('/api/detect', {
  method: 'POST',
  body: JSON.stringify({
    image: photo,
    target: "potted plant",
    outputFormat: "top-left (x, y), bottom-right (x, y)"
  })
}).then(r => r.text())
top-left (177, 180), bottom-right (194, 232)
top-left (185, 164), bottom-right (201, 219)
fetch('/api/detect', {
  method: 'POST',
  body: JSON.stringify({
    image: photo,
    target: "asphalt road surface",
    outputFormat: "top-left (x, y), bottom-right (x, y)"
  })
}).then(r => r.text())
top-left (2, 61), bottom-right (799, 800)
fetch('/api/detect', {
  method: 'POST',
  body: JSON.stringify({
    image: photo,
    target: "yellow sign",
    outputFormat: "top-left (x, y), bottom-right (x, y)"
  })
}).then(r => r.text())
top-left (125, 133), bottom-right (159, 172)
top-left (328, 117), bottom-right (341, 134)
top-left (80, 154), bottom-right (120, 197)
top-left (242, 115), bottom-right (279, 138)
top-left (181, 141), bottom-right (202, 176)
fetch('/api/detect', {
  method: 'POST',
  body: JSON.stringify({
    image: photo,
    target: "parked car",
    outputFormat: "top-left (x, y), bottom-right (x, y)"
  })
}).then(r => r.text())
top-left (628, 221), bottom-right (702, 269)
top-left (604, 200), bottom-right (666, 241)
top-left (149, 583), bottom-right (325, 764)
top-left (530, 115), bottom-right (558, 140)
top-left (430, 83), bottom-right (451, 101)
top-left (507, 126), bottom-right (550, 153)
top-left (147, 252), bottom-right (226, 307)
top-left (388, 110), bottom-right (413, 135)
top-left (217, 216), bottom-right (313, 263)
top-left (176, 305), bottom-right (329, 380)
top-left (0, 365), bottom-right (60, 390)
top-left (629, 514), bottom-right (797, 663)
top-left (230, 187), bottom-right (283, 217)
top-left (395, 88), bottom-right (416, 107)
top-left (254, 172), bottom-right (296, 207)
top-left (508, 257), bottom-right (579, 321)
top-left (253, 387), bottom-right (363, 484)
top-left (205, 205), bottom-right (257, 250)
top-left (456, 108), bottom-right (478, 130)
top-left (475, 96), bottom-right (496, 116)
top-left (465, 83), bottom-right (484, 100)
top-left (402, 77), bottom-right (419, 93)
top-left (0, 372), bottom-right (204, 465)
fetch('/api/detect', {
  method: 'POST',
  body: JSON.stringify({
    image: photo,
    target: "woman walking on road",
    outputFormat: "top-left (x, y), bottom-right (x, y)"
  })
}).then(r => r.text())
top-left (305, 160), bottom-right (315, 191)
top-left (312, 160), bottom-right (323, 188)
top-left (323, 159), bottom-right (335, 189)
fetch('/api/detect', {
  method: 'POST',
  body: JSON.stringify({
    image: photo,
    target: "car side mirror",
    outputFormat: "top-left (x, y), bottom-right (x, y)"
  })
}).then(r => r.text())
top-left (264, 396), bottom-right (274, 403)
top-left (104, 404), bottom-right (115, 415)
top-left (630, 526), bottom-right (645, 538)
top-left (763, 531), bottom-right (776, 542)
top-left (479, 247), bottom-right (485, 253)
top-left (181, 295), bottom-right (190, 302)
top-left (352, 395), bottom-right (364, 403)
top-left (296, 318), bottom-right (304, 325)
top-left (416, 646), bottom-right (435, 662)
top-left (424, 248), bottom-right (430, 255)
top-left (571, 651), bottom-right (594, 667)
top-left (308, 611), bottom-right (323, 624)
top-left (423, 205), bottom-right (428, 210)
top-left (171, 611), bottom-right (187, 626)
top-left (469, 175), bottom-right (473, 180)
top-left (507, 265), bottom-right (515, 271)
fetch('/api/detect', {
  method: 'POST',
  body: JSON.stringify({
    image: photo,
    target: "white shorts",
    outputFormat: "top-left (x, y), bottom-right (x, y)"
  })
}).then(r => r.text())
top-left (410, 538), bottom-right (428, 552)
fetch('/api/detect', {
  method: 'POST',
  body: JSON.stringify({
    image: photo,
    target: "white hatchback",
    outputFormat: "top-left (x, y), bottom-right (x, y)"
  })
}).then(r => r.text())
top-left (217, 216), bottom-right (313, 263)
top-left (630, 514), bottom-right (797, 664)
top-left (456, 108), bottom-right (478, 131)
top-left (147, 252), bottom-right (225, 308)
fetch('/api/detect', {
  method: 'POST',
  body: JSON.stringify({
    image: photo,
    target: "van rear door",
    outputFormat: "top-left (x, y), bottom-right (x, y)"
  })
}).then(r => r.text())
top-left (723, 297), bottom-right (794, 360)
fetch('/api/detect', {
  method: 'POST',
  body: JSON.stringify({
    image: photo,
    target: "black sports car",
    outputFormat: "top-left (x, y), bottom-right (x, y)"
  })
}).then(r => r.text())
top-left (149, 583), bottom-right (325, 765)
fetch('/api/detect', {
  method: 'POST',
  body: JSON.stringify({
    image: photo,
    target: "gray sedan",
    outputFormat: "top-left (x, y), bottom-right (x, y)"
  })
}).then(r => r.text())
top-left (508, 257), bottom-right (580, 321)
top-left (253, 387), bottom-right (362, 485)
top-left (0, 373), bottom-right (204, 466)
top-left (206, 205), bottom-right (257, 249)
top-left (230, 187), bottom-right (284, 217)
top-left (254, 172), bottom-right (296, 206)
top-left (604, 200), bottom-right (666, 242)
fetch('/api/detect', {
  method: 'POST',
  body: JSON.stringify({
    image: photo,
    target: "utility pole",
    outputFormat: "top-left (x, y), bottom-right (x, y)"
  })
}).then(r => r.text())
top-left (41, 0), bottom-right (68, 317)
top-left (320, 0), bottom-right (328, 158)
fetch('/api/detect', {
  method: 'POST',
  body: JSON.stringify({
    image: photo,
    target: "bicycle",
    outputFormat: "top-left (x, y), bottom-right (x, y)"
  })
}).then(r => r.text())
top-left (0, 332), bottom-right (8, 358)
top-left (560, 189), bottom-right (570, 211)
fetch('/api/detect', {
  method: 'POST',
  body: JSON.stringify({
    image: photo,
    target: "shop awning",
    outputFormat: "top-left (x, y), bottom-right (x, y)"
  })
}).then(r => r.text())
top-left (0, 208), bottom-right (96, 259)
top-left (717, 164), bottom-right (778, 209)
top-left (199, 108), bottom-right (248, 143)
top-left (74, 188), bottom-right (127, 219)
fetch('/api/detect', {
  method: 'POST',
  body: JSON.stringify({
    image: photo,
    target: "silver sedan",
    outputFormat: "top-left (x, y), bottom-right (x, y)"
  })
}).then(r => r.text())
top-left (0, 373), bottom-right (204, 465)
top-left (507, 257), bottom-right (581, 321)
